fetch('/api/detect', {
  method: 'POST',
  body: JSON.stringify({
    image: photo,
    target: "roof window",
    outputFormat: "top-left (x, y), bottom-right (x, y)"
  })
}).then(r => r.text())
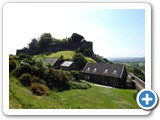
top-left (93, 68), bottom-right (97, 72)
top-left (112, 70), bottom-right (117, 76)
top-left (104, 69), bottom-right (108, 73)
top-left (86, 67), bottom-right (90, 72)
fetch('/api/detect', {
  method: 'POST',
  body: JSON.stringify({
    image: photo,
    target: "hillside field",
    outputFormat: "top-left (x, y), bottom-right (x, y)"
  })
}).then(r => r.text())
top-left (34, 50), bottom-right (96, 63)
top-left (10, 75), bottom-right (140, 109)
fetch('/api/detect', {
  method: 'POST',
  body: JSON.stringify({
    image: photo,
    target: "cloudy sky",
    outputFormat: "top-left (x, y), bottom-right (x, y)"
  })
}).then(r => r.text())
top-left (3, 3), bottom-right (145, 58)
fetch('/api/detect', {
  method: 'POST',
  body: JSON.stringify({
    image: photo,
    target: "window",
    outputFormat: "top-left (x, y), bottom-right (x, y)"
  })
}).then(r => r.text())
top-left (113, 70), bottom-right (117, 74)
top-left (93, 68), bottom-right (97, 72)
top-left (112, 70), bottom-right (117, 76)
top-left (104, 69), bottom-right (108, 73)
top-left (86, 67), bottom-right (90, 72)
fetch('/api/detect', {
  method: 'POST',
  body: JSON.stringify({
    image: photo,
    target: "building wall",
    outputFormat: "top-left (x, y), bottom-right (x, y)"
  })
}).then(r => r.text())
top-left (52, 61), bottom-right (61, 69)
top-left (83, 73), bottom-right (121, 88)
top-left (119, 68), bottom-right (127, 88)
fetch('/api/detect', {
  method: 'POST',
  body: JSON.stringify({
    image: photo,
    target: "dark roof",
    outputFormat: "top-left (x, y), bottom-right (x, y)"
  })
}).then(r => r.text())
top-left (43, 58), bottom-right (58, 66)
top-left (81, 63), bottom-right (125, 78)
top-left (61, 61), bottom-right (74, 67)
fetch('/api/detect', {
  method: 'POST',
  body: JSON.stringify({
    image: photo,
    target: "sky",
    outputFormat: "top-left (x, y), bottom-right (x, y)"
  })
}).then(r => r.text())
top-left (3, 3), bottom-right (145, 58)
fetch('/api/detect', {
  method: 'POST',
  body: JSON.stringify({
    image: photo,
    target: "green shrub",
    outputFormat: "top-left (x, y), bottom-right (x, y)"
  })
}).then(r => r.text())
top-left (14, 64), bottom-right (32, 77)
top-left (9, 60), bottom-right (16, 72)
top-left (31, 83), bottom-right (49, 96)
top-left (31, 66), bottom-right (44, 79)
top-left (18, 53), bottom-right (32, 60)
top-left (65, 71), bottom-right (75, 81)
top-left (70, 81), bottom-right (91, 89)
top-left (19, 73), bottom-right (32, 86)
top-left (44, 68), bottom-right (70, 91)
top-left (72, 53), bottom-right (87, 70)
top-left (70, 70), bottom-right (80, 81)
top-left (32, 76), bottom-right (46, 85)
top-left (53, 69), bottom-right (70, 91)
top-left (9, 54), bottom-right (15, 60)
top-left (23, 58), bottom-right (36, 65)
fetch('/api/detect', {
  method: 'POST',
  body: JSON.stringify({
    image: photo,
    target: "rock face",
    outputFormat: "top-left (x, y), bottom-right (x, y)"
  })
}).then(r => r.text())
top-left (16, 40), bottom-right (93, 55)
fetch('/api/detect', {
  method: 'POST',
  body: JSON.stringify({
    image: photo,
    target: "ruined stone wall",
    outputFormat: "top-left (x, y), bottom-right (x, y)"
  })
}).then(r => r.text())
top-left (16, 41), bottom-right (93, 55)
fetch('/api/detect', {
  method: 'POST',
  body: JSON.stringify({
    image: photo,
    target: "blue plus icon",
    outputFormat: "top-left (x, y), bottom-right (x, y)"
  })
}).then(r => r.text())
top-left (137, 89), bottom-right (158, 110)
top-left (142, 93), bottom-right (153, 105)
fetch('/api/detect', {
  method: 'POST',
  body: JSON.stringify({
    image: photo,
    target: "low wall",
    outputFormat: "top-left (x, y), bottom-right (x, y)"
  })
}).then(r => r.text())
top-left (129, 73), bottom-right (145, 92)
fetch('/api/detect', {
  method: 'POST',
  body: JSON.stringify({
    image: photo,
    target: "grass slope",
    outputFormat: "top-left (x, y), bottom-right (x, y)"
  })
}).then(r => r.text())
top-left (10, 76), bottom-right (139, 109)
top-left (34, 50), bottom-right (96, 63)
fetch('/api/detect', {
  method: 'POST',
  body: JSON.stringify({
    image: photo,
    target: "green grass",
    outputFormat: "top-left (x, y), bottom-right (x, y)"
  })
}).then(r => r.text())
top-left (85, 57), bottom-right (96, 63)
top-left (34, 50), bottom-right (96, 63)
top-left (34, 51), bottom-right (75, 60)
top-left (47, 51), bottom-right (76, 60)
top-left (10, 76), bottom-right (139, 109)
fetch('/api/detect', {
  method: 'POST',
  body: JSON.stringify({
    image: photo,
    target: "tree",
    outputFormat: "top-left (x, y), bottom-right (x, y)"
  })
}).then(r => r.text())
top-left (129, 67), bottom-right (145, 82)
top-left (18, 53), bottom-right (32, 60)
top-left (70, 70), bottom-right (80, 81)
top-left (14, 64), bottom-right (32, 77)
top-left (72, 53), bottom-right (87, 70)
top-left (19, 73), bottom-right (32, 86)
top-left (71, 33), bottom-right (84, 42)
top-left (58, 55), bottom-right (64, 63)
top-left (84, 47), bottom-right (93, 56)
top-left (9, 60), bottom-right (16, 72)
top-left (44, 68), bottom-right (70, 91)
top-left (38, 33), bottom-right (53, 52)
top-left (29, 38), bottom-right (38, 49)
top-left (28, 38), bottom-right (39, 55)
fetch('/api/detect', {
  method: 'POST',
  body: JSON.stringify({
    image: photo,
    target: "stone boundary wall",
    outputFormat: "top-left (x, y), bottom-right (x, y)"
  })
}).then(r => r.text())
top-left (129, 72), bottom-right (145, 92)
top-left (16, 41), bottom-right (93, 55)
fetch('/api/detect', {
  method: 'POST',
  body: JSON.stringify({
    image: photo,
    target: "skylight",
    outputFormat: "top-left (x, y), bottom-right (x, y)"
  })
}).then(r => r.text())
top-left (86, 67), bottom-right (90, 72)
top-left (113, 70), bottom-right (117, 74)
top-left (93, 68), bottom-right (97, 72)
top-left (104, 69), bottom-right (108, 73)
top-left (112, 70), bottom-right (117, 76)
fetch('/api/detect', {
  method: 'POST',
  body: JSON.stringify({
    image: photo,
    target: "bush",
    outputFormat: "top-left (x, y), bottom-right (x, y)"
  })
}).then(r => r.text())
top-left (31, 83), bottom-right (49, 96)
top-left (14, 64), bottom-right (32, 77)
top-left (32, 76), bottom-right (46, 85)
top-left (72, 53), bottom-right (87, 70)
top-left (9, 60), bottom-right (16, 72)
top-left (70, 70), bottom-right (80, 81)
top-left (70, 81), bottom-right (91, 89)
top-left (84, 47), bottom-right (93, 56)
top-left (44, 68), bottom-right (70, 91)
top-left (53, 69), bottom-right (70, 91)
top-left (9, 54), bottom-right (15, 60)
top-left (32, 66), bottom-right (44, 79)
top-left (23, 58), bottom-right (36, 66)
top-left (18, 53), bottom-right (32, 60)
top-left (19, 73), bottom-right (32, 86)
top-left (76, 47), bottom-right (93, 57)
top-left (129, 67), bottom-right (145, 81)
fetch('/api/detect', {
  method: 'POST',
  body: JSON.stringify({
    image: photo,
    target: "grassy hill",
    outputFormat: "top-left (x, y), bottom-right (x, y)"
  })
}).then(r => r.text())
top-left (34, 50), bottom-right (96, 63)
top-left (10, 75), bottom-right (139, 109)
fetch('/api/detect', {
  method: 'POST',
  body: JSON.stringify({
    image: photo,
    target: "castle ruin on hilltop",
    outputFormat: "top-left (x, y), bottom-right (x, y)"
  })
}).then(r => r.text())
top-left (16, 33), bottom-right (93, 56)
